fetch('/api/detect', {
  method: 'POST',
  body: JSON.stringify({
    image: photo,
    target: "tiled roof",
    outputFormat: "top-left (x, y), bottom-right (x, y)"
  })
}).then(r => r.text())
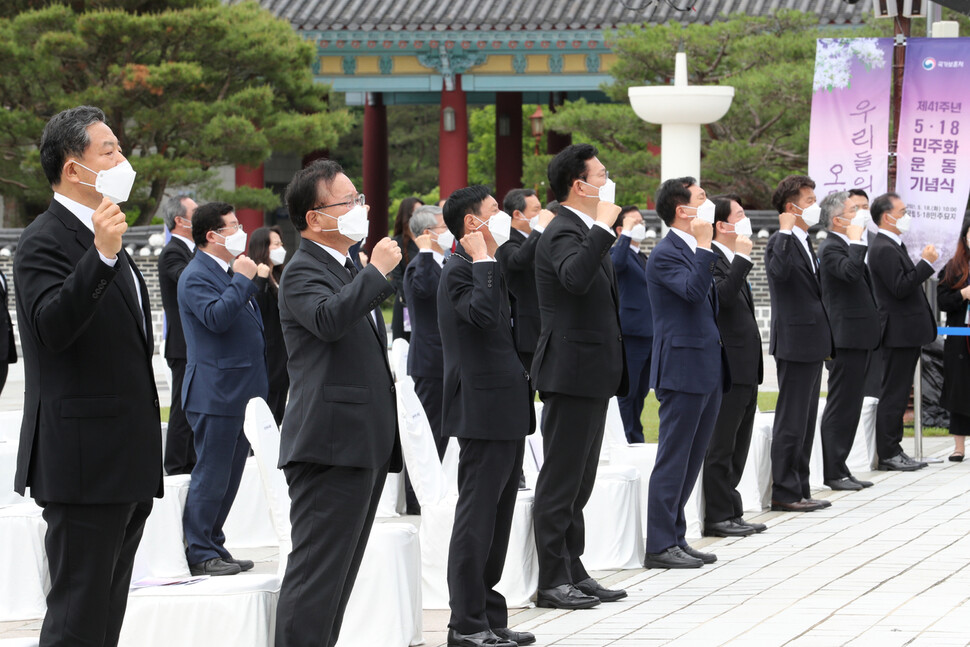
top-left (257, 0), bottom-right (873, 32)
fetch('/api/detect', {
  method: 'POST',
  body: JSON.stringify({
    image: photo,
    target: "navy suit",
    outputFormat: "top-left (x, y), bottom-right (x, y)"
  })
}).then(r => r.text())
top-left (178, 250), bottom-right (268, 566)
top-left (610, 234), bottom-right (653, 443)
top-left (646, 231), bottom-right (729, 554)
top-left (496, 227), bottom-right (543, 370)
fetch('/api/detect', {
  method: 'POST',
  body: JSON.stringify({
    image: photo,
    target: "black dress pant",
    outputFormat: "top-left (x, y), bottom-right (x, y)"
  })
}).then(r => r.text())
top-left (771, 359), bottom-right (823, 503)
top-left (876, 347), bottom-right (921, 460)
top-left (704, 382), bottom-right (758, 524)
top-left (276, 460), bottom-right (388, 647)
top-left (163, 357), bottom-right (196, 476)
top-left (533, 393), bottom-right (607, 589)
top-left (40, 500), bottom-right (153, 647)
top-left (414, 376), bottom-right (448, 459)
top-left (267, 387), bottom-right (288, 428)
top-left (617, 335), bottom-right (652, 443)
top-left (0, 360), bottom-right (8, 396)
top-left (821, 348), bottom-right (869, 481)
top-left (448, 438), bottom-right (524, 634)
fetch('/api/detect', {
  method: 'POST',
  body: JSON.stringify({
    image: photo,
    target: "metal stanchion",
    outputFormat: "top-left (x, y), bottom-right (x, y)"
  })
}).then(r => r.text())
top-left (913, 355), bottom-right (924, 461)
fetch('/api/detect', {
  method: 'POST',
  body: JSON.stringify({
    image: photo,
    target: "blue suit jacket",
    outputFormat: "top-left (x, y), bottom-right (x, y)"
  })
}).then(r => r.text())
top-left (610, 235), bottom-right (653, 340)
top-left (647, 231), bottom-right (730, 395)
top-left (178, 251), bottom-right (269, 416)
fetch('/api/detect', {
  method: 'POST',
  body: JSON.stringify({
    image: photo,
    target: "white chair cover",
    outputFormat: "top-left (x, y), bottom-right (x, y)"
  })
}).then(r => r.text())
top-left (0, 409), bottom-right (23, 444)
top-left (0, 503), bottom-right (48, 621)
top-left (441, 437), bottom-right (460, 498)
top-left (0, 411), bottom-right (25, 506)
top-left (223, 457), bottom-right (277, 549)
top-left (739, 411), bottom-right (773, 513)
top-left (390, 338), bottom-right (410, 382)
top-left (131, 474), bottom-right (191, 584)
top-left (583, 465), bottom-right (644, 570)
top-left (809, 398), bottom-right (827, 490)
top-left (377, 471), bottom-right (403, 518)
top-left (847, 396), bottom-right (879, 474)
top-left (0, 639), bottom-right (40, 647)
top-left (396, 377), bottom-right (447, 506)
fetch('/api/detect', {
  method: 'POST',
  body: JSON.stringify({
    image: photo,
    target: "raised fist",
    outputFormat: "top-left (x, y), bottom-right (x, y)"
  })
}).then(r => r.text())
top-left (92, 196), bottom-right (127, 259)
top-left (370, 237), bottom-right (402, 275)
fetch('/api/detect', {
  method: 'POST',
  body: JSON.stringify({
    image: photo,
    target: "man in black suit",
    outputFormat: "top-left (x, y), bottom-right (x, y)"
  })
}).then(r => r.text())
top-left (158, 193), bottom-right (197, 475)
top-left (403, 204), bottom-right (449, 460)
top-left (817, 191), bottom-right (879, 490)
top-left (611, 205), bottom-right (653, 443)
top-left (704, 195), bottom-right (766, 538)
top-left (14, 106), bottom-right (162, 646)
top-left (497, 188), bottom-right (552, 371)
top-left (532, 144), bottom-right (627, 608)
top-left (0, 268), bottom-right (16, 395)
top-left (276, 159), bottom-right (403, 647)
top-left (438, 185), bottom-right (536, 647)
top-left (765, 175), bottom-right (834, 512)
top-left (846, 189), bottom-right (884, 399)
top-left (867, 192), bottom-right (938, 471)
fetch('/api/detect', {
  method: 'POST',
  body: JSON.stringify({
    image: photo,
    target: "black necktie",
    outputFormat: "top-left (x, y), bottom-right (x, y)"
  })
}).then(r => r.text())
top-left (115, 252), bottom-right (145, 338)
top-left (345, 257), bottom-right (358, 279)
top-left (227, 266), bottom-right (234, 278)
top-left (806, 237), bottom-right (820, 273)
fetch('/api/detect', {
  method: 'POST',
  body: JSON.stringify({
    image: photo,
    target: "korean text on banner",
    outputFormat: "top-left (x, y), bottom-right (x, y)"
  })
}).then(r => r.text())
top-left (896, 37), bottom-right (970, 267)
top-left (809, 38), bottom-right (893, 200)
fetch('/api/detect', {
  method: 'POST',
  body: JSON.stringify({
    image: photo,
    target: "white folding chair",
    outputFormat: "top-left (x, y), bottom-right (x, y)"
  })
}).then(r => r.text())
top-left (390, 338), bottom-right (410, 382)
top-left (0, 503), bottom-right (48, 621)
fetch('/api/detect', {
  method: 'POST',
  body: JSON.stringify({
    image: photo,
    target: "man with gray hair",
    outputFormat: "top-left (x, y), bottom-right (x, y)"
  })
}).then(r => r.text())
top-left (817, 190), bottom-right (879, 491)
top-left (158, 193), bottom-right (197, 475)
top-left (404, 204), bottom-right (452, 460)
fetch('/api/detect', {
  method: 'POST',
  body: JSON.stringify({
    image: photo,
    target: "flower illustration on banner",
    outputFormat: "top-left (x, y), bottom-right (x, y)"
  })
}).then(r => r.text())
top-left (813, 38), bottom-right (888, 93)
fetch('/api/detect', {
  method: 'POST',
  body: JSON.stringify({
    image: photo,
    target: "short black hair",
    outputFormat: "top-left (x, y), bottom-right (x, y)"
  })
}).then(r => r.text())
top-left (870, 192), bottom-right (900, 226)
top-left (503, 188), bottom-right (537, 215)
top-left (771, 175), bottom-right (816, 215)
top-left (619, 205), bottom-right (640, 217)
top-left (39, 106), bottom-right (107, 186)
top-left (655, 177), bottom-right (696, 226)
top-left (443, 185), bottom-right (491, 240)
top-left (285, 159), bottom-right (344, 231)
top-left (547, 143), bottom-right (597, 202)
top-left (712, 194), bottom-right (742, 225)
top-left (848, 188), bottom-right (869, 201)
top-left (192, 201), bottom-right (234, 247)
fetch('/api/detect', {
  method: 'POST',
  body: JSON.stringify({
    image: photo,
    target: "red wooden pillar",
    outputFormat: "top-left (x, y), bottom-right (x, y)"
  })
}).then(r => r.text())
top-left (234, 164), bottom-right (265, 234)
top-left (495, 92), bottom-right (523, 205)
top-left (439, 75), bottom-right (468, 200)
top-left (362, 92), bottom-right (389, 254)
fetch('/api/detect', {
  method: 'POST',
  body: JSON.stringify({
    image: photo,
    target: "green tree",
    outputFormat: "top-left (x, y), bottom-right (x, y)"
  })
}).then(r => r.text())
top-left (0, 0), bottom-right (352, 225)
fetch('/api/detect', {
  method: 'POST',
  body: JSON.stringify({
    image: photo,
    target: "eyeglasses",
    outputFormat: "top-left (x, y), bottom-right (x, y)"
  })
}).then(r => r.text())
top-left (314, 194), bottom-right (366, 211)
top-left (217, 224), bottom-right (244, 234)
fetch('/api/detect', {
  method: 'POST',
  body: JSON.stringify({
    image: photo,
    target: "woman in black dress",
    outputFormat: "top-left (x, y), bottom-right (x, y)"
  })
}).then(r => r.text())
top-left (248, 226), bottom-right (289, 426)
top-left (389, 196), bottom-right (423, 341)
top-left (937, 220), bottom-right (970, 462)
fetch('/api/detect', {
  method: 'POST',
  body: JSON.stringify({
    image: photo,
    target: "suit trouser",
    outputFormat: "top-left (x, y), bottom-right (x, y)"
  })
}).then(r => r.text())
top-left (876, 347), bottom-right (921, 460)
top-left (448, 438), bottom-right (524, 634)
top-left (533, 393), bottom-right (608, 588)
top-left (647, 385), bottom-right (722, 553)
top-left (703, 382), bottom-right (757, 524)
top-left (414, 376), bottom-right (448, 460)
top-left (771, 359), bottom-right (823, 503)
top-left (267, 386), bottom-right (288, 427)
top-left (40, 500), bottom-right (153, 647)
top-left (163, 358), bottom-right (196, 476)
top-left (617, 335), bottom-right (653, 444)
top-left (276, 460), bottom-right (388, 647)
top-left (183, 411), bottom-right (249, 565)
top-left (0, 360), bottom-right (7, 397)
top-left (821, 348), bottom-right (870, 481)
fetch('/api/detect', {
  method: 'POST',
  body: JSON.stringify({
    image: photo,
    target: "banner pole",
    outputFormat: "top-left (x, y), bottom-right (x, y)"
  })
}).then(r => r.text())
top-left (913, 354), bottom-right (923, 461)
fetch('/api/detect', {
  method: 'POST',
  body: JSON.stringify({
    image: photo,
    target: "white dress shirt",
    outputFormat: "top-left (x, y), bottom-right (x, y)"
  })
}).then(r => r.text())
top-left (563, 205), bottom-right (616, 237)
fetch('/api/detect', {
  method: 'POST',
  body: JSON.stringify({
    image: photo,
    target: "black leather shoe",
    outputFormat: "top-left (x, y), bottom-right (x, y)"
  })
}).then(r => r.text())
top-left (806, 498), bottom-right (831, 508)
top-left (900, 452), bottom-right (928, 468)
top-left (733, 517), bottom-right (767, 533)
top-left (189, 557), bottom-right (240, 576)
top-left (494, 627), bottom-right (535, 645)
top-left (704, 519), bottom-right (754, 537)
top-left (535, 583), bottom-right (600, 609)
top-left (681, 544), bottom-right (716, 564)
top-left (878, 454), bottom-right (921, 471)
top-left (575, 577), bottom-right (627, 602)
top-left (447, 629), bottom-right (515, 647)
top-left (848, 475), bottom-right (873, 488)
top-left (644, 546), bottom-right (703, 569)
top-left (226, 557), bottom-right (254, 571)
top-left (771, 499), bottom-right (824, 512)
top-left (825, 477), bottom-right (863, 491)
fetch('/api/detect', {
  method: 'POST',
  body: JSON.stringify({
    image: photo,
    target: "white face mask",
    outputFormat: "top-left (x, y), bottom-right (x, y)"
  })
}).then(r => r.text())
top-left (793, 202), bottom-right (822, 227)
top-left (315, 204), bottom-right (369, 243)
top-left (474, 211), bottom-right (512, 247)
top-left (687, 199), bottom-right (716, 224)
top-left (73, 159), bottom-right (137, 204)
top-left (629, 223), bottom-right (647, 243)
top-left (529, 215), bottom-right (540, 231)
top-left (731, 216), bottom-right (753, 237)
top-left (269, 247), bottom-right (287, 266)
top-left (216, 228), bottom-right (247, 257)
top-left (893, 213), bottom-right (912, 233)
top-left (433, 229), bottom-right (455, 252)
top-left (580, 177), bottom-right (617, 204)
top-left (851, 209), bottom-right (871, 228)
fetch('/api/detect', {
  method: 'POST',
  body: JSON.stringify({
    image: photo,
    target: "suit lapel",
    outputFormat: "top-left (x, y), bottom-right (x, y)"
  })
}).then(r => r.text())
top-left (303, 239), bottom-right (384, 344)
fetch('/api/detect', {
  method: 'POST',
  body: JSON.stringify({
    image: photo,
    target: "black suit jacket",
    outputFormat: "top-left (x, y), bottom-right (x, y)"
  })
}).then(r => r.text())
top-left (867, 231), bottom-right (937, 348)
top-left (278, 238), bottom-right (402, 472)
top-left (253, 276), bottom-right (288, 392)
top-left (532, 206), bottom-right (628, 398)
top-left (764, 229), bottom-right (834, 362)
top-left (14, 199), bottom-right (162, 503)
top-left (496, 227), bottom-right (542, 355)
top-left (403, 251), bottom-right (443, 379)
top-left (0, 269), bottom-right (17, 365)
top-left (157, 236), bottom-right (193, 360)
top-left (817, 234), bottom-right (880, 350)
top-left (610, 236), bottom-right (653, 339)
top-left (437, 245), bottom-right (534, 440)
top-left (712, 245), bottom-right (762, 386)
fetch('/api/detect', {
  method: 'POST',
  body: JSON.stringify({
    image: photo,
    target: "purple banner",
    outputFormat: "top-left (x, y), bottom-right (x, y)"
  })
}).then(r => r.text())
top-left (809, 38), bottom-right (892, 202)
top-left (896, 38), bottom-right (970, 267)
